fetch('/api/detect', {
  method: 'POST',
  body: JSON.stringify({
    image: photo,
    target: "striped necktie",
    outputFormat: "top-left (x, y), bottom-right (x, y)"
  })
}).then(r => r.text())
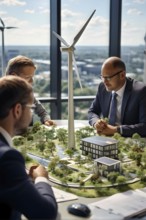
top-left (109, 92), bottom-right (117, 125)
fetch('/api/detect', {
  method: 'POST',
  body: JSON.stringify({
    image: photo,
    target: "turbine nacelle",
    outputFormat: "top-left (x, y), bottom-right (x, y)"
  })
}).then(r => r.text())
top-left (61, 46), bottom-right (75, 53)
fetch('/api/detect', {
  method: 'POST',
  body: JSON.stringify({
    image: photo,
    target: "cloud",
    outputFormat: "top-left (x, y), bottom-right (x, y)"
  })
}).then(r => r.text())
top-left (39, 9), bottom-right (49, 14)
top-left (0, 11), bottom-right (7, 16)
top-left (0, 0), bottom-right (26, 6)
top-left (127, 8), bottom-right (143, 15)
top-left (24, 9), bottom-right (35, 14)
top-left (5, 26), bottom-right (50, 45)
top-left (92, 16), bottom-right (108, 26)
top-left (2, 16), bottom-right (28, 27)
top-left (62, 9), bottom-right (79, 19)
top-left (133, 0), bottom-right (145, 4)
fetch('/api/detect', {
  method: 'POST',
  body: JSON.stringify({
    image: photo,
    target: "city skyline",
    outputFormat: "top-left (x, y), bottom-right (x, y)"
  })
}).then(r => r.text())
top-left (0, 0), bottom-right (146, 46)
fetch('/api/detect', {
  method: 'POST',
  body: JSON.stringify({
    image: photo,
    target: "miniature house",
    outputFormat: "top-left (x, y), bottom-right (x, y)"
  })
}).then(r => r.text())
top-left (94, 156), bottom-right (121, 177)
top-left (80, 136), bottom-right (118, 159)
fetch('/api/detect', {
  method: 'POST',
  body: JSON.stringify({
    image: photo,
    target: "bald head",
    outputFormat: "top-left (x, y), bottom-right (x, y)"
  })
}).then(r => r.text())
top-left (101, 57), bottom-right (126, 91)
top-left (102, 57), bottom-right (126, 72)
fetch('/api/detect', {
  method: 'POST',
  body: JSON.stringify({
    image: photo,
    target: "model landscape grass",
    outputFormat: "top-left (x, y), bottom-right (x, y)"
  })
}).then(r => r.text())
top-left (13, 122), bottom-right (146, 198)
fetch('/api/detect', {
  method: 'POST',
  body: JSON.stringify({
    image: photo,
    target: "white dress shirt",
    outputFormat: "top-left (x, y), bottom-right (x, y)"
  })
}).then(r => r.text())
top-left (0, 126), bottom-right (13, 146)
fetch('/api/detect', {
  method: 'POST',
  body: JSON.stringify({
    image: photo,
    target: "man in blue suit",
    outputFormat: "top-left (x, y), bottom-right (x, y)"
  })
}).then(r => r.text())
top-left (0, 76), bottom-right (57, 220)
top-left (88, 56), bottom-right (146, 137)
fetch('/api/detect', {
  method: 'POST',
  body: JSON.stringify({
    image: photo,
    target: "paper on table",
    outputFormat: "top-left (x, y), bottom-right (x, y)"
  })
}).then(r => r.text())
top-left (52, 187), bottom-right (78, 203)
top-left (90, 189), bottom-right (146, 219)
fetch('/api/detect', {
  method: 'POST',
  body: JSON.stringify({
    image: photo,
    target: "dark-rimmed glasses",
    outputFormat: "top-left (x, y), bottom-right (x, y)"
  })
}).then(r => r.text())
top-left (100, 70), bottom-right (124, 81)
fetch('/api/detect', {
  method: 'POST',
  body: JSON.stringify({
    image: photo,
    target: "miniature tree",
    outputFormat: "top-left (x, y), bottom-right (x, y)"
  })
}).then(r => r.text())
top-left (65, 148), bottom-right (74, 158)
top-left (56, 128), bottom-right (68, 145)
top-left (45, 140), bottom-right (56, 156)
top-left (116, 176), bottom-right (127, 184)
top-left (48, 156), bottom-right (60, 173)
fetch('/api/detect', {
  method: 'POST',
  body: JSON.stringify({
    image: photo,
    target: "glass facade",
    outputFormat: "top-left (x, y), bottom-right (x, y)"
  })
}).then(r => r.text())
top-left (1, 0), bottom-right (145, 119)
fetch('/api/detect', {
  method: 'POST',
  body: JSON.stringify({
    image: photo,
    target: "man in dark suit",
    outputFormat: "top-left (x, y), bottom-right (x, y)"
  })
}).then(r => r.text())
top-left (0, 76), bottom-right (57, 220)
top-left (88, 56), bottom-right (146, 137)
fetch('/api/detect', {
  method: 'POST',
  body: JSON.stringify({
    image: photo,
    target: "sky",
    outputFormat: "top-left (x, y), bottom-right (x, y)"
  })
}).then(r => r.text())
top-left (0, 0), bottom-right (146, 46)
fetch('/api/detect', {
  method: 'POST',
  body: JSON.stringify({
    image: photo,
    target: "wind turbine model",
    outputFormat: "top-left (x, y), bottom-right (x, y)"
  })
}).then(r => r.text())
top-left (53, 10), bottom-right (96, 149)
top-left (0, 17), bottom-right (17, 76)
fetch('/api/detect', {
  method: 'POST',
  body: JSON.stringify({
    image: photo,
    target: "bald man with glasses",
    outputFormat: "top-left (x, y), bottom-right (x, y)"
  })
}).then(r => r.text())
top-left (88, 56), bottom-right (146, 137)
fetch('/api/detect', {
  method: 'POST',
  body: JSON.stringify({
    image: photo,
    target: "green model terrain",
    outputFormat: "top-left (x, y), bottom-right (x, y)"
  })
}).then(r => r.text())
top-left (13, 121), bottom-right (146, 198)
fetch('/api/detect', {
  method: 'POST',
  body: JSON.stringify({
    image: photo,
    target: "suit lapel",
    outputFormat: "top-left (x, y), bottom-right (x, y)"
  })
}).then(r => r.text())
top-left (121, 78), bottom-right (132, 123)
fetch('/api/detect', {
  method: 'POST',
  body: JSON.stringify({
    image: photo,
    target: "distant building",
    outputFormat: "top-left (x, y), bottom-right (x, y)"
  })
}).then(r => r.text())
top-left (80, 136), bottom-right (118, 159)
top-left (94, 156), bottom-right (121, 177)
top-left (6, 49), bottom-right (19, 64)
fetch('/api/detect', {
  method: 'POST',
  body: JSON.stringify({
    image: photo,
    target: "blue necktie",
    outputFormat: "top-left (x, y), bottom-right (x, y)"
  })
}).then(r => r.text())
top-left (109, 92), bottom-right (117, 125)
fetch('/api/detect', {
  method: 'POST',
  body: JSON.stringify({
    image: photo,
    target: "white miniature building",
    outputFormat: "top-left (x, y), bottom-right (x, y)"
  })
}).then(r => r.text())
top-left (94, 156), bottom-right (121, 177)
top-left (80, 136), bottom-right (118, 159)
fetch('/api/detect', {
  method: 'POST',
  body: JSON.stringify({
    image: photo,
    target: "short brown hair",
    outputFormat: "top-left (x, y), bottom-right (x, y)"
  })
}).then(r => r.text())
top-left (5, 55), bottom-right (36, 76)
top-left (0, 75), bottom-right (33, 118)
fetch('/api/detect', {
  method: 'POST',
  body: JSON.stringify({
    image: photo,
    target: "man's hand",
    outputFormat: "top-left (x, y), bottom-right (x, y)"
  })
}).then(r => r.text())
top-left (44, 119), bottom-right (56, 126)
top-left (29, 165), bottom-right (49, 181)
top-left (94, 119), bottom-right (108, 133)
top-left (98, 124), bottom-right (118, 136)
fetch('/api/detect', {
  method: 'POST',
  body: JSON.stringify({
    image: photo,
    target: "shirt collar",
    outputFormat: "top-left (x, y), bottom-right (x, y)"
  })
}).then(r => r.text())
top-left (114, 81), bottom-right (127, 97)
top-left (0, 127), bottom-right (13, 146)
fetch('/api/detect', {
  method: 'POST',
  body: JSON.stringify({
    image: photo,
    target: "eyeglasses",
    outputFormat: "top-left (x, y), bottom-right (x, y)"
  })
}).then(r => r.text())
top-left (100, 70), bottom-right (124, 81)
top-left (25, 104), bottom-right (36, 113)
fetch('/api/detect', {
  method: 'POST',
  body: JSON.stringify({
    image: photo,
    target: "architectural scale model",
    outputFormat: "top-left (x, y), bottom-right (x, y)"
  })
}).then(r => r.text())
top-left (94, 156), bottom-right (121, 177)
top-left (80, 135), bottom-right (118, 159)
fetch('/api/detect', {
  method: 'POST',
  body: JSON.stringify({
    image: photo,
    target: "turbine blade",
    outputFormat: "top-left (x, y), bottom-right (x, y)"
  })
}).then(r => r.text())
top-left (71, 9), bottom-right (96, 47)
top-left (6, 27), bottom-right (17, 29)
top-left (72, 52), bottom-right (82, 89)
top-left (0, 17), bottom-right (5, 27)
top-left (53, 31), bottom-right (69, 47)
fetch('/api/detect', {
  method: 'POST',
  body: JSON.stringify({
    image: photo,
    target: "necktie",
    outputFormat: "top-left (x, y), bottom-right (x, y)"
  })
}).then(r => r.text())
top-left (109, 92), bottom-right (117, 125)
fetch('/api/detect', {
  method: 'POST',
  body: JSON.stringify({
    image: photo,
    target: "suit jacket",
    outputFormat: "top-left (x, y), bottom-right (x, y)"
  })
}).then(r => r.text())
top-left (88, 77), bottom-right (146, 137)
top-left (0, 133), bottom-right (57, 220)
top-left (34, 98), bottom-right (50, 124)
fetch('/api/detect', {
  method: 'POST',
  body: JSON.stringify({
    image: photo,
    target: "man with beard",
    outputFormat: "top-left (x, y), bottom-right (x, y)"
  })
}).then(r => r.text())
top-left (5, 55), bottom-right (56, 127)
top-left (0, 76), bottom-right (57, 220)
top-left (88, 56), bottom-right (146, 137)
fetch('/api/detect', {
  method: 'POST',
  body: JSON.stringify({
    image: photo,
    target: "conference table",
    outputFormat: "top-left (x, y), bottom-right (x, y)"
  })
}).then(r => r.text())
top-left (56, 196), bottom-right (104, 220)
top-left (54, 119), bottom-right (89, 129)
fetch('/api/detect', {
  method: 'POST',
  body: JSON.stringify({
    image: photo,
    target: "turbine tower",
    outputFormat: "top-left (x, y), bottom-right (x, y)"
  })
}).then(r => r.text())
top-left (53, 10), bottom-right (96, 149)
top-left (0, 17), bottom-right (17, 76)
top-left (143, 32), bottom-right (146, 84)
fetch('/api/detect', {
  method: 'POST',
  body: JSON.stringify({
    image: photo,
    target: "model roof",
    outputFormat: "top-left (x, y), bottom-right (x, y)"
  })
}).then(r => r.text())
top-left (94, 156), bottom-right (120, 166)
top-left (81, 136), bottom-right (118, 146)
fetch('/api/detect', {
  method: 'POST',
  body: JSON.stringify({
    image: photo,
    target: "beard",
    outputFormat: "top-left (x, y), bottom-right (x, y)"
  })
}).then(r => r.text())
top-left (14, 114), bottom-right (32, 136)
top-left (15, 127), bottom-right (28, 135)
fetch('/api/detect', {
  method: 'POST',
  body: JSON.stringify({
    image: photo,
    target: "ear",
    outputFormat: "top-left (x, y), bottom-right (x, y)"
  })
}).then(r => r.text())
top-left (120, 71), bottom-right (126, 79)
top-left (12, 103), bottom-right (22, 119)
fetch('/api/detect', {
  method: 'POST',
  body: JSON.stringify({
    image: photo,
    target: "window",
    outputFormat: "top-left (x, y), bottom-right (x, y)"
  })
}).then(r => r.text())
top-left (121, 0), bottom-right (146, 83)
top-left (0, 0), bottom-right (50, 97)
top-left (61, 0), bottom-right (110, 119)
